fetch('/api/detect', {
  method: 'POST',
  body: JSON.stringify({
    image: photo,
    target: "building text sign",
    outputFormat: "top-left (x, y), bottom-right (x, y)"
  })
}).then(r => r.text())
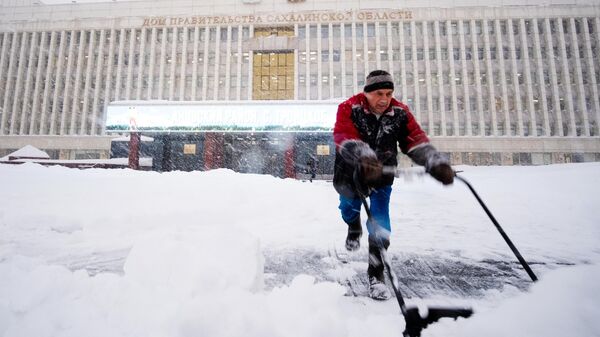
top-left (142, 9), bottom-right (413, 27)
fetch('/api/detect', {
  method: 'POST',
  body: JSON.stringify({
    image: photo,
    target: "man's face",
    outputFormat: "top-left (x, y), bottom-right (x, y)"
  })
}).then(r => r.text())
top-left (364, 89), bottom-right (393, 114)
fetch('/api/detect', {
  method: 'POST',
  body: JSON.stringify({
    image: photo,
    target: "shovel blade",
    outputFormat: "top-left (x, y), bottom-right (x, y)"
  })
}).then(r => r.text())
top-left (403, 306), bottom-right (473, 337)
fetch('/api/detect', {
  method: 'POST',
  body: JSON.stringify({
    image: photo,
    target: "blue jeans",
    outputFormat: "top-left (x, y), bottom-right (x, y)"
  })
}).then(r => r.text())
top-left (338, 186), bottom-right (392, 239)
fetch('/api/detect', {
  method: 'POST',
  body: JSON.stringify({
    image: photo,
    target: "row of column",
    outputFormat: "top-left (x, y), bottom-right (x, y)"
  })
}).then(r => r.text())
top-left (296, 17), bottom-right (600, 137)
top-left (0, 17), bottom-right (599, 137)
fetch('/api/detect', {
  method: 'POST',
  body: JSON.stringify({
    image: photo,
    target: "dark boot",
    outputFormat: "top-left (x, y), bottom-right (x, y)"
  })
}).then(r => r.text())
top-left (344, 216), bottom-right (362, 251)
top-left (367, 235), bottom-right (391, 300)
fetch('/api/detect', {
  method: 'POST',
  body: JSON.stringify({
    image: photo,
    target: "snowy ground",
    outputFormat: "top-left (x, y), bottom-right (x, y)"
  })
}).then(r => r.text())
top-left (0, 162), bottom-right (599, 337)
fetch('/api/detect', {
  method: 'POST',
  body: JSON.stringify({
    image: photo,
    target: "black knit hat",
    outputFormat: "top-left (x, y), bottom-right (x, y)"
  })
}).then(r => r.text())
top-left (363, 70), bottom-right (394, 93)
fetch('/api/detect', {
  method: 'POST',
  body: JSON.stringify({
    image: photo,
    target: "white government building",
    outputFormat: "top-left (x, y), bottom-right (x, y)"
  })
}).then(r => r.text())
top-left (0, 0), bottom-right (599, 166)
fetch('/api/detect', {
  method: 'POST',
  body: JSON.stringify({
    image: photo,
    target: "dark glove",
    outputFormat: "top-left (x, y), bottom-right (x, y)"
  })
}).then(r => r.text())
top-left (408, 144), bottom-right (454, 185)
top-left (428, 162), bottom-right (454, 185)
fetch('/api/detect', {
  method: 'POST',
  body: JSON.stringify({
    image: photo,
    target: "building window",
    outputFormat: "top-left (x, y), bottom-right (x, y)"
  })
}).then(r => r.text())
top-left (367, 24), bottom-right (375, 37)
top-left (356, 24), bottom-right (364, 38)
top-left (439, 22), bottom-right (447, 36)
top-left (429, 48), bottom-right (436, 60)
top-left (333, 24), bottom-right (341, 37)
top-left (441, 47), bottom-right (449, 60)
top-left (380, 50), bottom-right (388, 61)
top-left (344, 24), bottom-right (352, 38)
top-left (298, 26), bottom-right (306, 39)
top-left (453, 48), bottom-right (460, 60)
top-left (512, 21), bottom-right (520, 35)
top-left (321, 25), bottom-right (329, 38)
top-left (333, 49), bottom-right (340, 62)
top-left (417, 48), bottom-right (424, 60)
top-left (475, 21), bottom-right (483, 35)
top-left (487, 21), bottom-right (495, 35)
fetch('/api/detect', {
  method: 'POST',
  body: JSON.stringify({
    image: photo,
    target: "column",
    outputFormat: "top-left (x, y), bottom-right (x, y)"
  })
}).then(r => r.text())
top-left (191, 27), bottom-right (199, 100)
top-left (20, 32), bottom-right (37, 134)
top-left (79, 30), bottom-right (95, 135)
top-left (180, 27), bottom-right (189, 100)
top-left (136, 28), bottom-right (146, 100)
top-left (544, 18), bottom-right (563, 136)
top-left (520, 19), bottom-right (537, 137)
top-left (247, 25), bottom-right (253, 101)
top-left (495, 20), bottom-right (510, 136)
top-left (39, 31), bottom-right (57, 135)
top-left (458, 20), bottom-right (472, 136)
top-left (98, 29), bottom-right (117, 135)
top-left (213, 26), bottom-right (220, 100)
top-left (30, 32), bottom-right (48, 134)
top-left (329, 23), bottom-right (334, 99)
top-left (9, 32), bottom-right (28, 135)
top-left (0, 33), bottom-right (10, 134)
top-left (557, 19), bottom-right (576, 136)
top-left (69, 30), bottom-right (87, 134)
top-left (90, 29), bottom-right (106, 135)
top-left (306, 23), bottom-right (312, 98)
top-left (399, 21), bottom-right (407, 102)
top-left (411, 21), bottom-right (420, 121)
top-left (470, 20), bottom-right (485, 136)
top-left (532, 19), bottom-right (551, 136)
top-left (483, 20), bottom-right (498, 136)
top-left (340, 23), bottom-right (346, 98)
top-left (362, 22), bottom-right (368, 79)
top-left (1, 33), bottom-right (18, 134)
top-left (447, 21), bottom-right (458, 135)
top-left (569, 18), bottom-right (590, 136)
top-left (50, 31), bottom-right (67, 135)
top-left (224, 26), bottom-right (231, 100)
top-left (60, 30), bottom-right (76, 135)
top-left (386, 22), bottom-right (394, 83)
top-left (351, 22), bottom-right (358, 94)
top-left (147, 28), bottom-right (156, 99)
top-left (583, 18), bottom-right (600, 136)
top-left (317, 23), bottom-right (322, 100)
top-left (236, 25), bottom-right (243, 100)
top-left (202, 27), bottom-right (209, 100)
top-left (423, 22), bottom-right (434, 134)
top-left (114, 28), bottom-right (125, 102)
top-left (434, 21), bottom-right (444, 135)
top-left (100, 29), bottom-right (116, 135)
top-left (125, 28), bottom-right (135, 100)
top-left (507, 19), bottom-right (524, 136)
top-left (294, 24), bottom-right (300, 100)
top-left (169, 27), bottom-right (178, 100)
top-left (158, 27), bottom-right (167, 100)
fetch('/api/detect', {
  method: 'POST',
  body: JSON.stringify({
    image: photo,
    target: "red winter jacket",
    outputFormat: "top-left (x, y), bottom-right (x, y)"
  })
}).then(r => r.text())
top-left (333, 93), bottom-right (430, 197)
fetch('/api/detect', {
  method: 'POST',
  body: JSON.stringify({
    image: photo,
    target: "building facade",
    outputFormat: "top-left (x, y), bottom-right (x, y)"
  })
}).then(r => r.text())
top-left (0, 0), bottom-right (599, 166)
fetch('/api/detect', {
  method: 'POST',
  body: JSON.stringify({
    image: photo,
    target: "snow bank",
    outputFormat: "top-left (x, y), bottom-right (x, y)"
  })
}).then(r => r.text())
top-left (1, 162), bottom-right (599, 337)
top-left (0, 228), bottom-right (395, 337)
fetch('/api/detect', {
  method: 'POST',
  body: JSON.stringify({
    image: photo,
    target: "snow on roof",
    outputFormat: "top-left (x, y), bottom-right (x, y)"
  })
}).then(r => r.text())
top-left (105, 100), bottom-right (341, 132)
top-left (0, 145), bottom-right (50, 161)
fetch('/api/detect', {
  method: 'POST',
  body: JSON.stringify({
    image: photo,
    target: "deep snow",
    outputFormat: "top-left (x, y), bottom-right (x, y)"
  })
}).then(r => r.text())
top-left (0, 162), bottom-right (599, 337)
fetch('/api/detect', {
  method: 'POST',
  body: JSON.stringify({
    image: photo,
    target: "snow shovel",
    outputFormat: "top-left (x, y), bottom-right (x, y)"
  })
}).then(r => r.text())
top-left (354, 175), bottom-right (473, 337)
top-left (454, 173), bottom-right (538, 282)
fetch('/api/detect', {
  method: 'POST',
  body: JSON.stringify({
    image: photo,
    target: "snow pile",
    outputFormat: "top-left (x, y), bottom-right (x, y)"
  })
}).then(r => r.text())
top-left (0, 162), bottom-right (599, 337)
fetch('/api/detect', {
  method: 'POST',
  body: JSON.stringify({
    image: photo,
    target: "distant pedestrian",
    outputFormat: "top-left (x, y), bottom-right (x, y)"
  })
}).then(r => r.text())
top-left (307, 157), bottom-right (317, 182)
